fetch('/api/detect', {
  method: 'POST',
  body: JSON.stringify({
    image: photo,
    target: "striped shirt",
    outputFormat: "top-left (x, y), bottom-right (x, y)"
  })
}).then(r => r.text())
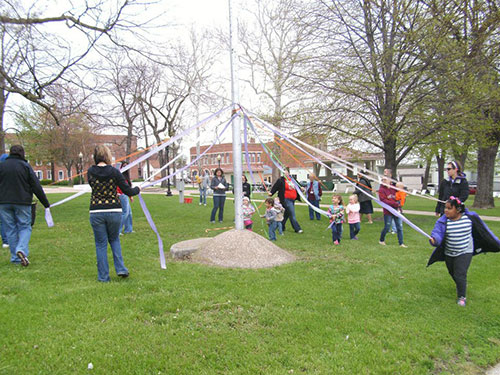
top-left (445, 215), bottom-right (473, 257)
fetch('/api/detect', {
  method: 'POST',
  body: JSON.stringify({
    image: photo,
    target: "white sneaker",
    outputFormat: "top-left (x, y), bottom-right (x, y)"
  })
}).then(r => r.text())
top-left (199, 203), bottom-right (202, 205)
top-left (2, 244), bottom-right (9, 249)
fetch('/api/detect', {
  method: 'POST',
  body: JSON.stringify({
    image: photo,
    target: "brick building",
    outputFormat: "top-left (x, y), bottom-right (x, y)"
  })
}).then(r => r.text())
top-left (5, 133), bottom-right (142, 183)
top-left (189, 142), bottom-right (385, 186)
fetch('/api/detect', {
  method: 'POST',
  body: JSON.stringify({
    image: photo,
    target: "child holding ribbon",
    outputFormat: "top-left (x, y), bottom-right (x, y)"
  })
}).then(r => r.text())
top-left (327, 195), bottom-right (344, 245)
top-left (428, 196), bottom-right (500, 306)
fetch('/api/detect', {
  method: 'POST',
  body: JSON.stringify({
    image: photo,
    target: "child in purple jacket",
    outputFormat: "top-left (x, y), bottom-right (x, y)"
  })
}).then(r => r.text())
top-left (429, 197), bottom-right (500, 306)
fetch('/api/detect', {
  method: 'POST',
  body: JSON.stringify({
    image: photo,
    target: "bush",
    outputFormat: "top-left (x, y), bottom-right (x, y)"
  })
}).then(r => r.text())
top-left (54, 180), bottom-right (70, 186)
top-left (40, 179), bottom-right (52, 185)
top-left (132, 178), bottom-right (144, 182)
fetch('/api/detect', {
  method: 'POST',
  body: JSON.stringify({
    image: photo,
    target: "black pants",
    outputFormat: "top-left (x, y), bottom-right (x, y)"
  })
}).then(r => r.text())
top-left (445, 253), bottom-right (473, 298)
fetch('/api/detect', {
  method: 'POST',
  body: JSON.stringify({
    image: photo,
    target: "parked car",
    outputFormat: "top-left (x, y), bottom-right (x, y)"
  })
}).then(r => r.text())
top-left (469, 182), bottom-right (477, 195)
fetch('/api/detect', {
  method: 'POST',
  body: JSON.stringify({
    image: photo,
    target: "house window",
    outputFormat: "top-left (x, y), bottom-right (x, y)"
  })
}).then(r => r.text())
top-left (35, 170), bottom-right (43, 180)
top-left (58, 170), bottom-right (64, 180)
top-left (35, 160), bottom-right (42, 166)
top-left (257, 153), bottom-right (261, 162)
top-left (47, 170), bottom-right (52, 180)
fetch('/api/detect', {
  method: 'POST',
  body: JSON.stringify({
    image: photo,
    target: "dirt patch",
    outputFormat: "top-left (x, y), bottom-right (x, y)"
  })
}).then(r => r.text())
top-left (190, 229), bottom-right (295, 269)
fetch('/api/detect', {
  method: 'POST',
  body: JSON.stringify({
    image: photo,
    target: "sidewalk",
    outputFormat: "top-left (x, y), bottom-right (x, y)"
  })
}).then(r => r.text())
top-left (43, 187), bottom-right (500, 222)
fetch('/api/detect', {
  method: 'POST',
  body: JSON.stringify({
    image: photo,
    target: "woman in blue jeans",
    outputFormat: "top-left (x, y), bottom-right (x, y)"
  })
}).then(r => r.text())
top-left (88, 145), bottom-right (140, 282)
top-left (210, 168), bottom-right (228, 223)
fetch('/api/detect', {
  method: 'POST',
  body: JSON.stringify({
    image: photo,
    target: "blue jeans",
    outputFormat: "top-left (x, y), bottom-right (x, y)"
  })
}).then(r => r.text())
top-left (90, 212), bottom-right (128, 282)
top-left (283, 199), bottom-right (302, 232)
top-left (268, 220), bottom-right (278, 241)
top-left (349, 222), bottom-right (360, 239)
top-left (199, 187), bottom-right (207, 204)
top-left (391, 217), bottom-right (397, 232)
top-left (308, 199), bottom-right (321, 220)
top-left (380, 215), bottom-right (403, 245)
top-left (119, 195), bottom-right (133, 233)
top-left (211, 195), bottom-right (226, 222)
top-left (277, 221), bottom-right (283, 235)
top-left (331, 223), bottom-right (343, 243)
top-left (0, 204), bottom-right (32, 263)
top-left (0, 215), bottom-right (8, 245)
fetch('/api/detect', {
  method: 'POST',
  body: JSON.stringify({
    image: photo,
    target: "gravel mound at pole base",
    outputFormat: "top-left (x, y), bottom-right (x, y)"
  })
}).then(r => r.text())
top-left (191, 229), bottom-right (295, 269)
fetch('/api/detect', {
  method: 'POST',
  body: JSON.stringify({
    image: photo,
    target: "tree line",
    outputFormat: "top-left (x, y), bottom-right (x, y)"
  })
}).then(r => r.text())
top-left (0, 0), bottom-right (499, 206)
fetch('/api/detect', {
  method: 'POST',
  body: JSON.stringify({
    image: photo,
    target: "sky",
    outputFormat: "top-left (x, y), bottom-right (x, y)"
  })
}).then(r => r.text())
top-left (4, 0), bottom-right (258, 153)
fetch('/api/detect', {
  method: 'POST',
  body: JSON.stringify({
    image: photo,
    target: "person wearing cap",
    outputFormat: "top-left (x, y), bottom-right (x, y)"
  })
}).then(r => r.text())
top-left (0, 145), bottom-right (50, 266)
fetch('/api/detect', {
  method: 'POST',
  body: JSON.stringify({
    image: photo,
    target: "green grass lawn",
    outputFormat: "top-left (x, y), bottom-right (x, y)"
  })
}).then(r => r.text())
top-left (1, 193), bottom-right (500, 374)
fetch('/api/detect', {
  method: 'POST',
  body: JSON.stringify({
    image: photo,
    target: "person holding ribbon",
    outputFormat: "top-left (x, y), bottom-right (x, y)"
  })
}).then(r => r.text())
top-left (88, 145), bottom-right (140, 282)
top-left (428, 197), bottom-right (500, 306)
top-left (0, 145), bottom-right (50, 266)
top-left (306, 174), bottom-right (322, 221)
top-left (354, 171), bottom-right (374, 224)
top-left (435, 161), bottom-right (469, 217)
top-left (378, 177), bottom-right (407, 248)
top-left (117, 160), bottom-right (134, 235)
top-left (210, 168), bottom-right (228, 223)
top-left (269, 167), bottom-right (303, 234)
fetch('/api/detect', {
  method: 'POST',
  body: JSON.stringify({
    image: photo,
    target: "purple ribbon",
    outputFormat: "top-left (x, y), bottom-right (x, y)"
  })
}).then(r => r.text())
top-left (138, 193), bottom-right (166, 269)
top-left (45, 208), bottom-right (54, 228)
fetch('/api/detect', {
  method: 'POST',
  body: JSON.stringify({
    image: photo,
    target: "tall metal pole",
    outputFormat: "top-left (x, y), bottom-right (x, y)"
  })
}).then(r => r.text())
top-left (228, 0), bottom-right (244, 230)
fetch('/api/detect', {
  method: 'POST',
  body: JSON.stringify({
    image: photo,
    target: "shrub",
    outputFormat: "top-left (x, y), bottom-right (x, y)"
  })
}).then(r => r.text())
top-left (40, 179), bottom-right (52, 185)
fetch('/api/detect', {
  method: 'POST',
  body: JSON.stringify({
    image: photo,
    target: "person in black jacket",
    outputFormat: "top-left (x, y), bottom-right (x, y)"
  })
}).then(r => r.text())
top-left (354, 171), bottom-right (374, 224)
top-left (0, 145), bottom-right (50, 266)
top-left (435, 161), bottom-right (469, 216)
top-left (269, 168), bottom-right (303, 233)
top-left (88, 145), bottom-right (140, 282)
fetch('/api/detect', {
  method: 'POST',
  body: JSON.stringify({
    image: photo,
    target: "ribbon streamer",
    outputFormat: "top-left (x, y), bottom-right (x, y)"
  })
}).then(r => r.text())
top-left (138, 194), bottom-right (166, 269)
top-left (45, 208), bottom-right (54, 228)
top-left (243, 110), bottom-right (431, 239)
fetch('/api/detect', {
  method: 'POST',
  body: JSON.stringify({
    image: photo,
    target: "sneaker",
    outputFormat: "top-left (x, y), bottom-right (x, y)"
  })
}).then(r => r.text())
top-left (333, 240), bottom-right (339, 245)
top-left (118, 273), bottom-right (129, 278)
top-left (351, 236), bottom-right (359, 240)
top-left (400, 244), bottom-right (408, 248)
top-left (379, 241), bottom-right (386, 246)
top-left (457, 297), bottom-right (466, 307)
top-left (210, 221), bottom-right (215, 224)
top-left (204, 204), bottom-right (207, 206)
top-left (199, 203), bottom-right (202, 205)
top-left (297, 230), bottom-right (303, 234)
top-left (16, 251), bottom-right (29, 267)
top-left (390, 231), bottom-right (396, 235)
top-left (2, 244), bottom-right (9, 248)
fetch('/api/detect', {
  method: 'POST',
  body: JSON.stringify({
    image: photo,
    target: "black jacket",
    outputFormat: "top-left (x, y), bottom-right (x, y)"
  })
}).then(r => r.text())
top-left (88, 165), bottom-right (140, 211)
top-left (0, 155), bottom-right (50, 208)
top-left (435, 175), bottom-right (469, 214)
top-left (354, 177), bottom-right (373, 203)
top-left (270, 176), bottom-right (301, 206)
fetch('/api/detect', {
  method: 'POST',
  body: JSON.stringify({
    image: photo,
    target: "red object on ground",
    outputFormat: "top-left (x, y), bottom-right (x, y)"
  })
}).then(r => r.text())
top-left (184, 197), bottom-right (193, 204)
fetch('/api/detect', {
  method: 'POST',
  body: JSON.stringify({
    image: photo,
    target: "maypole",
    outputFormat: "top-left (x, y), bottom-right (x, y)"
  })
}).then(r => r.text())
top-left (228, 0), bottom-right (244, 230)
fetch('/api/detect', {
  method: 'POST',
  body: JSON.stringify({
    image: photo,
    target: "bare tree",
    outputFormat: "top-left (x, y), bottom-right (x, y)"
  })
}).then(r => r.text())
top-left (303, 0), bottom-right (444, 174)
top-left (0, 0), bottom-right (156, 153)
top-left (237, 0), bottom-right (320, 182)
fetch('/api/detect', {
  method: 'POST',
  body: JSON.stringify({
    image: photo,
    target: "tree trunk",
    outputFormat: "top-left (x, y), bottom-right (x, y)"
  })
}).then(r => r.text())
top-left (0, 81), bottom-right (6, 155)
top-left (51, 161), bottom-right (55, 182)
top-left (473, 142), bottom-right (498, 209)
top-left (421, 157), bottom-right (432, 190)
top-left (435, 151), bottom-right (446, 187)
top-left (383, 137), bottom-right (397, 177)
